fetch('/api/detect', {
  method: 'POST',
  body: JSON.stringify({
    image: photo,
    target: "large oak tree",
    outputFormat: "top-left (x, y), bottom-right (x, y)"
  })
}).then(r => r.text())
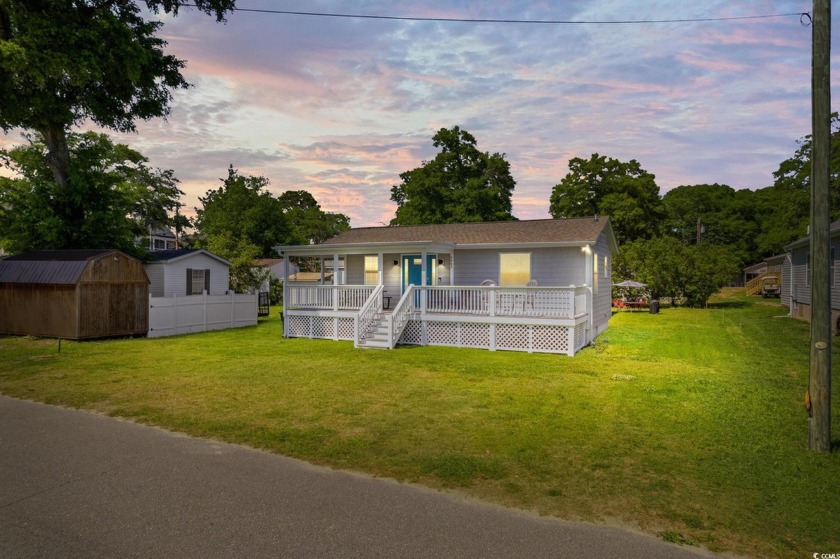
top-left (0, 131), bottom-right (183, 256)
top-left (549, 154), bottom-right (664, 245)
top-left (0, 0), bottom-right (234, 195)
top-left (390, 126), bottom-right (515, 225)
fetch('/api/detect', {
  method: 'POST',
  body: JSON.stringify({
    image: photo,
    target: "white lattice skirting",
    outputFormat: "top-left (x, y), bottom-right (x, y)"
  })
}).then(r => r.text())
top-left (399, 320), bottom-right (579, 355)
top-left (287, 315), bottom-right (355, 341)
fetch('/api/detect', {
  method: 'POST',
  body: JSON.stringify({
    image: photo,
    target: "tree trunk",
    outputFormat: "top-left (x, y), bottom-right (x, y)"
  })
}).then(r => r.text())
top-left (39, 125), bottom-right (71, 189)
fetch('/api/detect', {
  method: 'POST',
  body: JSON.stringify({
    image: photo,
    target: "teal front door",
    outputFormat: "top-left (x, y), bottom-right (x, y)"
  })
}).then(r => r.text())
top-left (402, 254), bottom-right (435, 295)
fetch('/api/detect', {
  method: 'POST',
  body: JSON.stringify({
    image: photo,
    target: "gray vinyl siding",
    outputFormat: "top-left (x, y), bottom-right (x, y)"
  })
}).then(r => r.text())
top-left (591, 233), bottom-right (613, 336)
top-left (789, 246), bottom-right (810, 306)
top-left (146, 254), bottom-right (230, 297)
top-left (788, 240), bottom-right (840, 311)
top-left (452, 247), bottom-right (586, 286)
top-left (346, 253), bottom-right (449, 299)
top-left (145, 263), bottom-right (166, 297)
top-left (781, 255), bottom-right (791, 307)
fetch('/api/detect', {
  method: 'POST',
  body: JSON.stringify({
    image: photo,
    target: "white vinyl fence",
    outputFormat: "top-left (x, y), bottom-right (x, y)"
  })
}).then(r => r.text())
top-left (148, 293), bottom-right (257, 338)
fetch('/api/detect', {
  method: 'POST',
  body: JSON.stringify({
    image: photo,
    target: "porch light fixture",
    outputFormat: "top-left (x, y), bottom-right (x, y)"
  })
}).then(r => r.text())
top-left (437, 259), bottom-right (443, 265)
top-left (393, 260), bottom-right (399, 266)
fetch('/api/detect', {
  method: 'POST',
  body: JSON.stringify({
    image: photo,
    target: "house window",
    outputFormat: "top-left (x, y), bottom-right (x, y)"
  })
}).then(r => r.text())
top-left (593, 252), bottom-right (599, 294)
top-left (364, 256), bottom-right (379, 285)
top-left (187, 268), bottom-right (208, 295)
top-left (806, 253), bottom-right (810, 287)
top-left (499, 253), bottom-right (530, 286)
top-left (604, 255), bottom-right (610, 278)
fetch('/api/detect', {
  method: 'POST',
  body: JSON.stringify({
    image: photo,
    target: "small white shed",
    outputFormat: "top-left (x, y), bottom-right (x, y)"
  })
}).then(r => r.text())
top-left (145, 249), bottom-right (231, 297)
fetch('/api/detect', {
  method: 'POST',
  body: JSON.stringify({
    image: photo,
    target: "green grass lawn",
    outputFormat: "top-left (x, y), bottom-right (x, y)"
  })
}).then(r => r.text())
top-left (1, 288), bottom-right (838, 557)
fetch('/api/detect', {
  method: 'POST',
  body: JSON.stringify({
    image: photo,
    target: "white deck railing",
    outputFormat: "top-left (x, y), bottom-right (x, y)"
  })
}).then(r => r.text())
top-left (354, 285), bottom-right (384, 347)
top-left (415, 285), bottom-right (589, 319)
top-left (388, 284), bottom-right (416, 348)
top-left (285, 284), bottom-right (375, 311)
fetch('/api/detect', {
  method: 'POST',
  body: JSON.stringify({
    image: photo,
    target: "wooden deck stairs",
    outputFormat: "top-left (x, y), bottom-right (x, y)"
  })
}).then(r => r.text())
top-left (357, 312), bottom-right (391, 349)
top-left (746, 270), bottom-right (782, 296)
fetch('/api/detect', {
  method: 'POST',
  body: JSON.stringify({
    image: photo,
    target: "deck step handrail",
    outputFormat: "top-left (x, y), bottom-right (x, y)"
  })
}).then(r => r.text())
top-left (354, 285), bottom-right (384, 348)
top-left (387, 284), bottom-right (415, 348)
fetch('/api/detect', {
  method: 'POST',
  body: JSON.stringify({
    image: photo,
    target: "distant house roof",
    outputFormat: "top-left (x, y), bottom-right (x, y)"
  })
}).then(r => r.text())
top-left (0, 249), bottom-right (122, 284)
top-left (149, 226), bottom-right (176, 239)
top-left (278, 218), bottom-right (617, 256)
top-left (255, 258), bottom-right (284, 267)
top-left (785, 221), bottom-right (840, 251)
top-left (145, 249), bottom-right (231, 267)
top-left (288, 272), bottom-right (333, 282)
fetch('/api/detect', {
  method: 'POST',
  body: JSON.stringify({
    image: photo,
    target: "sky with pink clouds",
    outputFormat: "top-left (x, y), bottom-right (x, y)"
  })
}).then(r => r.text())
top-left (2, 1), bottom-right (838, 227)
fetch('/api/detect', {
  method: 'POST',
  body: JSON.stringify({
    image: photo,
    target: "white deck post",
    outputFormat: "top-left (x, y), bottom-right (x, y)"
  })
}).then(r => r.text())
top-left (421, 250), bottom-right (427, 314)
top-left (332, 253), bottom-right (339, 311)
top-left (282, 255), bottom-right (289, 338)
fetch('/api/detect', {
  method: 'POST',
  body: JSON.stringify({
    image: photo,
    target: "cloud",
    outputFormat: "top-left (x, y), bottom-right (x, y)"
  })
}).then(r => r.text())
top-left (13, 0), bottom-right (837, 228)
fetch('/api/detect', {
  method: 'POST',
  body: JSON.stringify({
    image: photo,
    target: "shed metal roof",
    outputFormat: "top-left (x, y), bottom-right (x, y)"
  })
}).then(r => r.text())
top-left (0, 250), bottom-right (117, 285)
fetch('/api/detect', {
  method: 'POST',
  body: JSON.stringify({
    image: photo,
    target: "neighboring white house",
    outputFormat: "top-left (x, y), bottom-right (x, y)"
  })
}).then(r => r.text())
top-left (147, 226), bottom-right (178, 251)
top-left (782, 221), bottom-right (840, 330)
top-left (275, 217), bottom-right (618, 356)
top-left (254, 257), bottom-right (299, 292)
top-left (145, 249), bottom-right (258, 338)
top-left (144, 249), bottom-right (231, 297)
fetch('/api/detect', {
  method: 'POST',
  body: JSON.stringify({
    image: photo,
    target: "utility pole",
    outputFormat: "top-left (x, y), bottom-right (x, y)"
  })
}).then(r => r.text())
top-left (808, 0), bottom-right (831, 453)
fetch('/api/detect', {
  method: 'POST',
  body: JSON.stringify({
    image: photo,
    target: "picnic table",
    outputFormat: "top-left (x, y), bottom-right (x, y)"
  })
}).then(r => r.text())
top-left (613, 298), bottom-right (648, 311)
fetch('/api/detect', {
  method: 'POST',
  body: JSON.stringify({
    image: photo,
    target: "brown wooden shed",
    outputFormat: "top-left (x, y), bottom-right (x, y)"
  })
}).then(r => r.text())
top-left (0, 250), bottom-right (150, 340)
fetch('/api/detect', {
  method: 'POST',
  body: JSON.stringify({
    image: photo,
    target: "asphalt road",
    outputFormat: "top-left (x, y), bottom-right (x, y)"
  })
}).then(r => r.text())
top-left (0, 395), bottom-right (719, 558)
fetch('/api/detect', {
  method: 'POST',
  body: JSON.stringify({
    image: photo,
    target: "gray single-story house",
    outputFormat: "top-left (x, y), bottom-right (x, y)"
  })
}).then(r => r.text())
top-left (782, 221), bottom-right (840, 330)
top-left (144, 249), bottom-right (231, 297)
top-left (275, 217), bottom-right (617, 356)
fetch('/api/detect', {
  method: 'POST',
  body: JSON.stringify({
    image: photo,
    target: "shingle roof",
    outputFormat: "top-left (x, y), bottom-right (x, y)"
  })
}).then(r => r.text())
top-left (145, 248), bottom-right (231, 266)
top-left (147, 248), bottom-right (198, 261)
top-left (321, 217), bottom-right (612, 246)
top-left (0, 250), bottom-right (116, 284)
top-left (785, 221), bottom-right (840, 250)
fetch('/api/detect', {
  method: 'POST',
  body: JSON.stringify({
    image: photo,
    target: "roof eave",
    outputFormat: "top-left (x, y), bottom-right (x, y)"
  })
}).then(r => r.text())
top-left (276, 241), bottom-right (457, 256)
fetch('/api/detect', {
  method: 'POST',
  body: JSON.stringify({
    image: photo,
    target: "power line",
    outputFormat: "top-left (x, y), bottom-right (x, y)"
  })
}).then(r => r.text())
top-left (178, 4), bottom-right (806, 25)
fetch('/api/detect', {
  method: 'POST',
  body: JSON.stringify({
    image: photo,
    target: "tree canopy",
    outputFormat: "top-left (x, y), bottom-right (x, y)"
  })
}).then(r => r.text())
top-left (278, 190), bottom-right (350, 245)
top-left (194, 167), bottom-right (290, 258)
top-left (0, 0), bottom-right (234, 192)
top-left (0, 131), bottom-right (182, 256)
top-left (614, 237), bottom-right (740, 307)
top-left (549, 154), bottom-right (664, 245)
top-left (390, 126), bottom-right (515, 225)
top-left (661, 183), bottom-right (759, 264)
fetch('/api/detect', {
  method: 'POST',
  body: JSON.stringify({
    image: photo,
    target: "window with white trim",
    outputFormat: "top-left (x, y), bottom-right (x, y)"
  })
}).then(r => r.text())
top-left (364, 256), bottom-right (379, 285)
top-left (499, 253), bottom-right (531, 286)
top-left (806, 252), bottom-right (811, 287)
top-left (187, 268), bottom-right (208, 295)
